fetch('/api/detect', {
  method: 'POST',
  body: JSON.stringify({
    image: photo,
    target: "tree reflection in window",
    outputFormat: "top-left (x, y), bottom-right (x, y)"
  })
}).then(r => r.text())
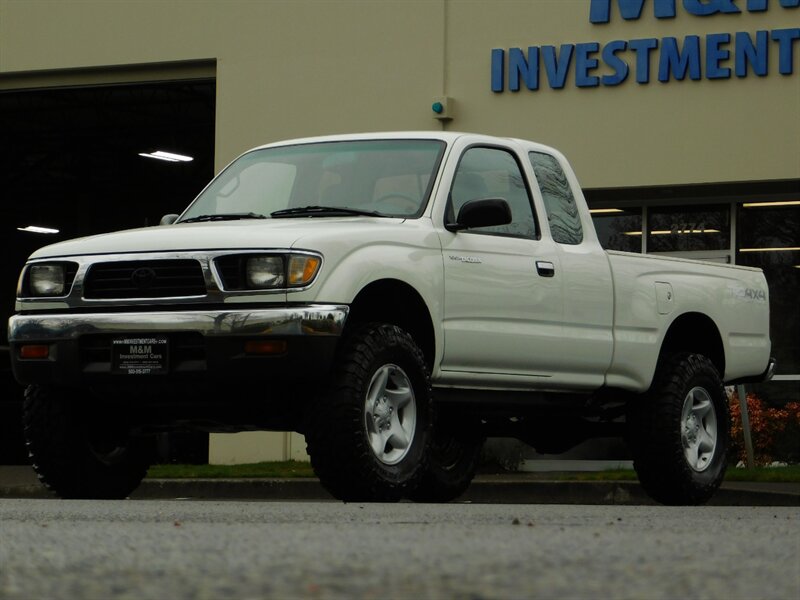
top-left (529, 152), bottom-right (583, 245)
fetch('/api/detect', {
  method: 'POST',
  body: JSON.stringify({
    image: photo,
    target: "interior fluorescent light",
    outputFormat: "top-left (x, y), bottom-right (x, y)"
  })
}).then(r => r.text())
top-left (623, 229), bottom-right (720, 236)
top-left (17, 225), bottom-right (59, 234)
top-left (742, 201), bottom-right (800, 208)
top-left (138, 150), bottom-right (194, 162)
top-left (589, 208), bottom-right (624, 214)
top-left (739, 247), bottom-right (800, 253)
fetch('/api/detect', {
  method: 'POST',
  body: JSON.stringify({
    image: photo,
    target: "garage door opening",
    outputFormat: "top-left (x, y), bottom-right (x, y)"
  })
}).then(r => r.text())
top-left (0, 77), bottom-right (216, 463)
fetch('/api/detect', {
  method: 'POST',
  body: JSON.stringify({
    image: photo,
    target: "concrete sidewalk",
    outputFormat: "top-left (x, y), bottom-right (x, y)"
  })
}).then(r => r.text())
top-left (1, 465), bottom-right (798, 505)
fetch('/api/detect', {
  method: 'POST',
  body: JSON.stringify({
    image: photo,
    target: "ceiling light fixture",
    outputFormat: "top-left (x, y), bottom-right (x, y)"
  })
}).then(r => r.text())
top-left (138, 150), bottom-right (194, 162)
top-left (589, 208), bottom-right (624, 214)
top-left (17, 225), bottom-right (60, 234)
top-left (739, 247), bottom-right (800, 253)
top-left (742, 201), bottom-right (800, 208)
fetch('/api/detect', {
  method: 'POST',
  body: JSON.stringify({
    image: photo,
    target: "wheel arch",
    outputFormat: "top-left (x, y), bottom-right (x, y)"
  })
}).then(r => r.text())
top-left (345, 279), bottom-right (436, 370)
top-left (657, 312), bottom-right (725, 382)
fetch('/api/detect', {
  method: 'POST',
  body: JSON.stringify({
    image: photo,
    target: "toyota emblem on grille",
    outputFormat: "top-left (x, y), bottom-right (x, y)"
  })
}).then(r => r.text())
top-left (131, 267), bottom-right (157, 289)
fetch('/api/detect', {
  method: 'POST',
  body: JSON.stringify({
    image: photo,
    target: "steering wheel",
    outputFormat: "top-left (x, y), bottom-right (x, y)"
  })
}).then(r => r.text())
top-left (373, 193), bottom-right (420, 215)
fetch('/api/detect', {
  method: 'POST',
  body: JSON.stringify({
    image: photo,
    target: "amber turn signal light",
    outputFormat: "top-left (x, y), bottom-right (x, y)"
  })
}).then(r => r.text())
top-left (244, 340), bottom-right (287, 355)
top-left (20, 345), bottom-right (49, 359)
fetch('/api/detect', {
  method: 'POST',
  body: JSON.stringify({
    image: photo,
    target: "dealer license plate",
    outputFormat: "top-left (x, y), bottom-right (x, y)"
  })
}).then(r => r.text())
top-left (111, 337), bottom-right (169, 375)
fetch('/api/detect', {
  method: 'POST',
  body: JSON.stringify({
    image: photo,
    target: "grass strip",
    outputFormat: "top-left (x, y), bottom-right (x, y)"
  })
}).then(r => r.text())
top-left (147, 460), bottom-right (315, 479)
top-left (536, 465), bottom-right (800, 483)
top-left (147, 462), bottom-right (800, 482)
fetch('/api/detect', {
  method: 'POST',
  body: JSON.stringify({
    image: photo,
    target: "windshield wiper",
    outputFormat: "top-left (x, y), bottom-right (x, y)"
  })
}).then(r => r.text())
top-left (270, 205), bottom-right (385, 218)
top-left (179, 212), bottom-right (267, 224)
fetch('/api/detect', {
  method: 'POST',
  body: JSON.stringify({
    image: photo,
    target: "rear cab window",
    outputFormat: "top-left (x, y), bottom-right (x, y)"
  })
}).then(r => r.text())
top-left (529, 152), bottom-right (583, 245)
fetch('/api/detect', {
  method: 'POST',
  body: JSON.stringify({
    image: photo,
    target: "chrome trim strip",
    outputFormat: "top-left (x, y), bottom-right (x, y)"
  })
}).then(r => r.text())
top-left (9, 305), bottom-right (349, 342)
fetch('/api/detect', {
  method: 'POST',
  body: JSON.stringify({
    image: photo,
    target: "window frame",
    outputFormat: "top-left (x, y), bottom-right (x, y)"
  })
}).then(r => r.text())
top-left (445, 143), bottom-right (541, 241)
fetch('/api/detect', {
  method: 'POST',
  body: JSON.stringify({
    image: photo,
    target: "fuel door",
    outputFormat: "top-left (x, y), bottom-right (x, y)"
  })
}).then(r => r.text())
top-left (655, 282), bottom-right (674, 315)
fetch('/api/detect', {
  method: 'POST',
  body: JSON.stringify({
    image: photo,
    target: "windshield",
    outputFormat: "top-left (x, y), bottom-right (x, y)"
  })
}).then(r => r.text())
top-left (179, 139), bottom-right (446, 222)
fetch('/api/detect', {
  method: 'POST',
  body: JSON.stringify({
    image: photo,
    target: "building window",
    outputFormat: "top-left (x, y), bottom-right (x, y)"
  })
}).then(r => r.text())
top-left (590, 207), bottom-right (642, 252)
top-left (647, 204), bottom-right (731, 253)
top-left (737, 201), bottom-right (800, 380)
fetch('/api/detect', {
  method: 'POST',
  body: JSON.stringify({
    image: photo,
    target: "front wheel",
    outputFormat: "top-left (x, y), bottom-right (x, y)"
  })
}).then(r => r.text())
top-left (304, 323), bottom-right (432, 502)
top-left (627, 353), bottom-right (729, 505)
top-left (23, 385), bottom-right (154, 499)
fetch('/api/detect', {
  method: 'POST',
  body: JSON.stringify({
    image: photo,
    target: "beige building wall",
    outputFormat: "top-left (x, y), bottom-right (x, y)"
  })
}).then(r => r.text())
top-left (2, 1), bottom-right (797, 184)
top-left (2, 0), bottom-right (797, 463)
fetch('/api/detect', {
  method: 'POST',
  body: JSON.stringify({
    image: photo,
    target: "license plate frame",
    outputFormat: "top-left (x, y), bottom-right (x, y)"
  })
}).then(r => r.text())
top-left (111, 337), bottom-right (169, 375)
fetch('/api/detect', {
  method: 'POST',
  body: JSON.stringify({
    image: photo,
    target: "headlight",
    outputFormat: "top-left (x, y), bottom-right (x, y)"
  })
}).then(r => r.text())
top-left (27, 264), bottom-right (66, 296)
top-left (216, 253), bottom-right (322, 291)
top-left (246, 256), bottom-right (285, 288)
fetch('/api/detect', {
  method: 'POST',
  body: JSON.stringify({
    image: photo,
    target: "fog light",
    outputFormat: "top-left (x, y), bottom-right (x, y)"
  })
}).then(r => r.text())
top-left (244, 340), bottom-right (287, 355)
top-left (20, 345), bottom-right (49, 359)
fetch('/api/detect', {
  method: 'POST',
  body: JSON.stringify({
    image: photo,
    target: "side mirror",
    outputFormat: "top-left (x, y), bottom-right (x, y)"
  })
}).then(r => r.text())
top-left (446, 198), bottom-right (512, 232)
top-left (159, 214), bottom-right (180, 226)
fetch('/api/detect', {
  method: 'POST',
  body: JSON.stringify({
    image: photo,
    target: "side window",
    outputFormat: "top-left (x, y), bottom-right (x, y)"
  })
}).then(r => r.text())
top-left (529, 152), bottom-right (583, 245)
top-left (449, 147), bottom-right (537, 239)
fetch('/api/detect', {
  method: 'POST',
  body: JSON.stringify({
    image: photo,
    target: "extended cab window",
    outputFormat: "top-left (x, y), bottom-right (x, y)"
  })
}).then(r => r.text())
top-left (449, 147), bottom-right (537, 239)
top-left (529, 152), bottom-right (583, 245)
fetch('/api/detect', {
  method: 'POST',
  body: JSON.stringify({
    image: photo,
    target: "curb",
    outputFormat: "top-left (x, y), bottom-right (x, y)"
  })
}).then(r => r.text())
top-left (2, 477), bottom-right (798, 506)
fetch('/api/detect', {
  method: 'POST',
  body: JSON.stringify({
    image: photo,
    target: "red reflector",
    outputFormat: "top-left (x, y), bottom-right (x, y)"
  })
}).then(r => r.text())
top-left (20, 345), bottom-right (49, 359)
top-left (244, 340), bottom-right (287, 355)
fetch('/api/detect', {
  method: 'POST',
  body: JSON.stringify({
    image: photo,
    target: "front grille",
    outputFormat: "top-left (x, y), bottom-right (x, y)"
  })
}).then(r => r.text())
top-left (214, 255), bottom-right (246, 290)
top-left (84, 260), bottom-right (206, 299)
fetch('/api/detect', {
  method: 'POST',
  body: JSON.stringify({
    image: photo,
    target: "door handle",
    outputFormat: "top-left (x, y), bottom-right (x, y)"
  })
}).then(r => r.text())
top-left (536, 260), bottom-right (555, 277)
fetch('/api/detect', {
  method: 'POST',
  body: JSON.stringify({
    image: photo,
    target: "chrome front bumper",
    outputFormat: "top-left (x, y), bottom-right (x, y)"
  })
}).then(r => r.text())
top-left (9, 304), bottom-right (349, 342)
top-left (8, 304), bottom-right (349, 387)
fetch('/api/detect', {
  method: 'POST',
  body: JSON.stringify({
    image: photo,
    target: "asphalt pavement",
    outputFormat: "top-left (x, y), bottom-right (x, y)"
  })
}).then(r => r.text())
top-left (2, 500), bottom-right (798, 599)
top-left (1, 465), bottom-right (798, 505)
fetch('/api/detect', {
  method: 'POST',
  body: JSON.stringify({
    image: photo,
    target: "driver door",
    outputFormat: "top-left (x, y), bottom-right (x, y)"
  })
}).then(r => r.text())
top-left (437, 145), bottom-right (564, 387)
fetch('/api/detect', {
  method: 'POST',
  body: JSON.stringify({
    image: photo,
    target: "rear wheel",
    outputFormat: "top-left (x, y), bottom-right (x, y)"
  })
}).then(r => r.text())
top-left (627, 353), bottom-right (729, 505)
top-left (23, 385), bottom-right (154, 499)
top-left (409, 420), bottom-right (483, 502)
top-left (305, 323), bottom-right (432, 502)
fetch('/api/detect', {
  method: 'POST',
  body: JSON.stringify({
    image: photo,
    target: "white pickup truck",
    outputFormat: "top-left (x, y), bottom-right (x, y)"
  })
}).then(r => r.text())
top-left (9, 132), bottom-right (774, 505)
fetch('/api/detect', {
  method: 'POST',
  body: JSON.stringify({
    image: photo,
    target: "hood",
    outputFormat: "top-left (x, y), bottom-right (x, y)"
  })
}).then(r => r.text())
top-left (29, 217), bottom-right (405, 259)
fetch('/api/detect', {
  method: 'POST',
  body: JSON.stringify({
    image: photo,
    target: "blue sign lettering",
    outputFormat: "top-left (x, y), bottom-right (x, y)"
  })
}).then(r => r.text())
top-left (601, 41), bottom-right (631, 85)
top-left (575, 43), bottom-right (602, 87)
top-left (542, 45), bottom-right (575, 89)
top-left (683, 0), bottom-right (740, 17)
top-left (491, 1), bottom-right (799, 92)
top-left (590, 0), bottom-right (676, 23)
top-left (658, 36), bottom-right (702, 81)
top-left (509, 47), bottom-right (539, 91)
top-left (772, 28), bottom-right (800, 73)
top-left (706, 32), bottom-right (733, 78)
top-left (590, 0), bottom-right (798, 23)
top-left (629, 38), bottom-right (659, 82)
top-left (735, 30), bottom-right (768, 76)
